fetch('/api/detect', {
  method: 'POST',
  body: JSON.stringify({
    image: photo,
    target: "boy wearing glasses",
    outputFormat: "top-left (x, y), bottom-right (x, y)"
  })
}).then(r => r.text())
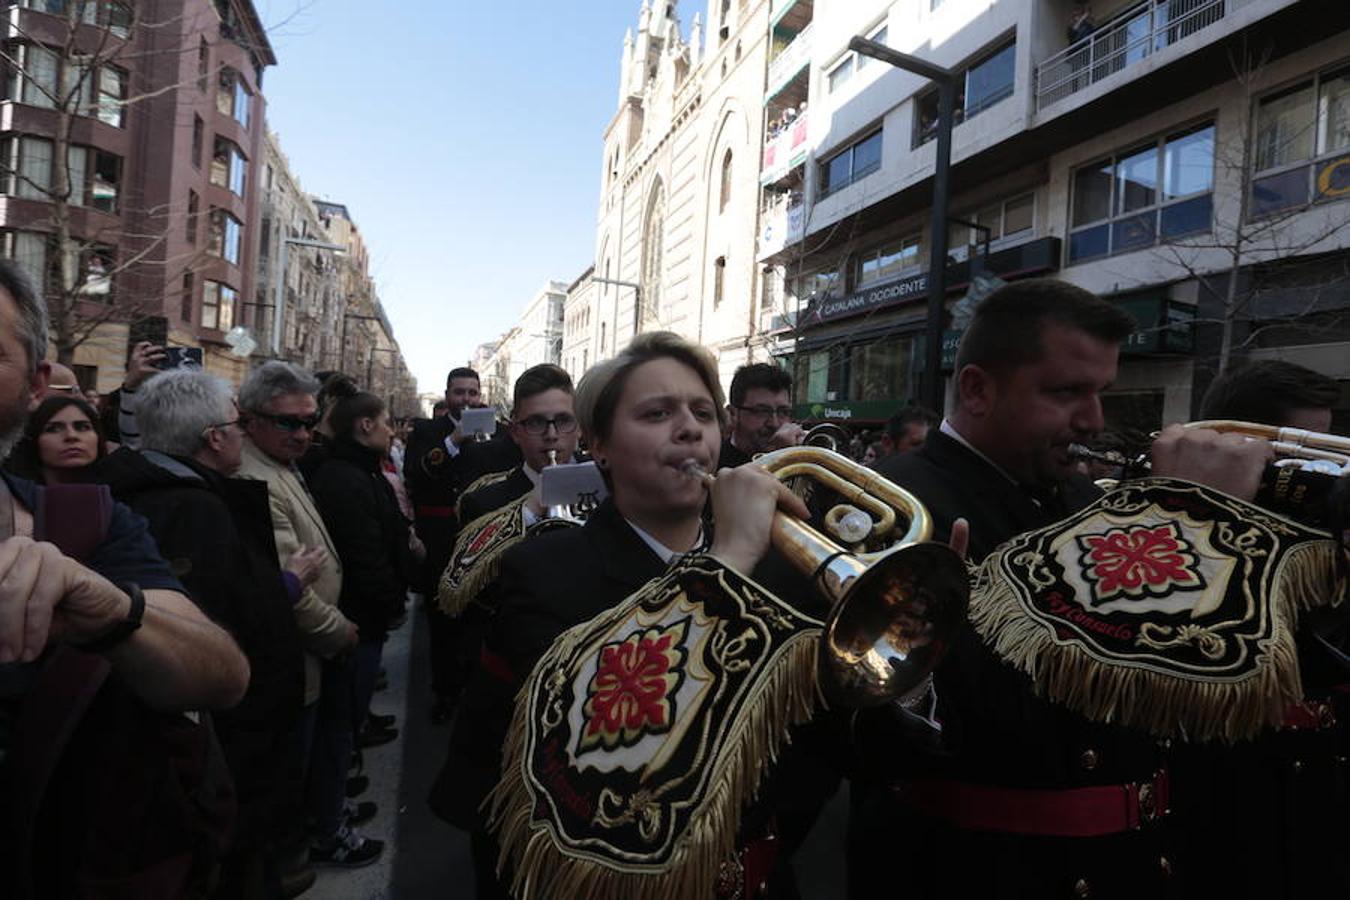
top-left (721, 363), bottom-right (804, 468)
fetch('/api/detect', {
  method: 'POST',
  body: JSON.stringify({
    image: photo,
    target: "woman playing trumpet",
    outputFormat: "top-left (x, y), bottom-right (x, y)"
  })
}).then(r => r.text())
top-left (438, 331), bottom-right (845, 900)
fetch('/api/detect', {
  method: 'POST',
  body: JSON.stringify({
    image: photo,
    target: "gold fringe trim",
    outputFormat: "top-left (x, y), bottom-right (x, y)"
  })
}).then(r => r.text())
top-left (970, 538), bottom-right (1345, 743)
top-left (463, 467), bottom-right (515, 498)
top-left (487, 577), bottom-right (823, 900)
top-left (436, 497), bottom-right (529, 618)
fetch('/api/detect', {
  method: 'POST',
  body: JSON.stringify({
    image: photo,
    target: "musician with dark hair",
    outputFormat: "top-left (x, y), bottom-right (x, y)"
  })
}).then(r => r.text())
top-left (859, 278), bottom-right (1171, 898)
top-left (722, 362), bottom-right (802, 468)
top-left (406, 365), bottom-right (519, 723)
top-left (1200, 358), bottom-right (1339, 433)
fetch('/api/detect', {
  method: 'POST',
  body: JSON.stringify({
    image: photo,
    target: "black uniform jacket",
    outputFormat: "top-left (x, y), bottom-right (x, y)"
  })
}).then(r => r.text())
top-left (718, 436), bottom-right (753, 469)
top-left (95, 447), bottom-right (305, 845)
top-left (458, 466), bottom-right (532, 527)
top-left (860, 429), bottom-right (1179, 900)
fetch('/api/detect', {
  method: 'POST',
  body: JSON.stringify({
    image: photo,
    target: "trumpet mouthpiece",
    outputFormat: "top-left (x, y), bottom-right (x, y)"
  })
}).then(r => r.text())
top-left (680, 459), bottom-right (715, 486)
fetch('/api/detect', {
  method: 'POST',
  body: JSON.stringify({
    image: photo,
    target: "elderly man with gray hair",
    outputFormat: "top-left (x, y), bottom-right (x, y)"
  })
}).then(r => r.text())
top-left (96, 368), bottom-right (321, 896)
top-left (235, 361), bottom-right (384, 869)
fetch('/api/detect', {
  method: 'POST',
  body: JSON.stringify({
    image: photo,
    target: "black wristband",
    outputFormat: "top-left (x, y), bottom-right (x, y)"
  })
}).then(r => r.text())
top-left (78, 582), bottom-right (145, 653)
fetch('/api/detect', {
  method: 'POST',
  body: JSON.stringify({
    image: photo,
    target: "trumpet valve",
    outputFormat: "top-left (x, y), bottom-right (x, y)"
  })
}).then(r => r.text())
top-left (826, 505), bottom-right (874, 544)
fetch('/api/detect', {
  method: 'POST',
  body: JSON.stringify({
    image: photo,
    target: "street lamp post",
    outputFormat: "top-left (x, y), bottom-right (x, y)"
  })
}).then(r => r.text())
top-left (848, 36), bottom-right (958, 412)
top-left (272, 236), bottom-right (344, 356)
top-left (591, 276), bottom-right (642, 338)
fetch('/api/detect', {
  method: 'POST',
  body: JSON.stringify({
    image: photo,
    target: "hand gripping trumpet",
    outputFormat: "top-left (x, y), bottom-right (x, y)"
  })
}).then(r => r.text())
top-left (1070, 420), bottom-right (1350, 529)
top-left (683, 447), bottom-right (970, 707)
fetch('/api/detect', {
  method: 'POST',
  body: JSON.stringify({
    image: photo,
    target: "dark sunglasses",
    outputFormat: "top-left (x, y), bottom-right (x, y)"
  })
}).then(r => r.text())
top-left (250, 411), bottom-right (320, 433)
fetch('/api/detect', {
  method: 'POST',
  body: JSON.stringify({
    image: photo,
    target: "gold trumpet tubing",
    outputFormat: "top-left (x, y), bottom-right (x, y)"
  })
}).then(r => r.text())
top-left (1268, 441), bottom-right (1350, 466)
top-left (1186, 420), bottom-right (1350, 459)
top-left (755, 446), bottom-right (933, 546)
top-left (767, 461), bottom-right (897, 538)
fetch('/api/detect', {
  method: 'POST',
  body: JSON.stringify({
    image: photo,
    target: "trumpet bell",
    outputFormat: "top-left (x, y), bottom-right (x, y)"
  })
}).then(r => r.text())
top-left (820, 542), bottom-right (970, 707)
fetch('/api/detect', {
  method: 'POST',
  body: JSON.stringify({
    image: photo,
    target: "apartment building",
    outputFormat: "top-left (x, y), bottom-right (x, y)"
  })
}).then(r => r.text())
top-left (480, 281), bottom-right (568, 410)
top-left (2, 0), bottom-right (274, 388)
top-left (759, 0), bottom-right (1350, 432)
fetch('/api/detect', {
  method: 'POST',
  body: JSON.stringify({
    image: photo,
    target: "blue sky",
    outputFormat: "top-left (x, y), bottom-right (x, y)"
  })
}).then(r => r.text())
top-left (258, 0), bottom-right (648, 395)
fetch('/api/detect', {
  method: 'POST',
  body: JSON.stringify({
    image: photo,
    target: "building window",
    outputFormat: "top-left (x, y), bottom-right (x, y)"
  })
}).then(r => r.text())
top-left (94, 65), bottom-right (126, 127)
top-left (201, 280), bottom-right (238, 331)
top-left (197, 37), bottom-right (209, 92)
top-left (951, 192), bottom-right (1036, 248)
top-left (793, 345), bottom-right (847, 403)
top-left (12, 44), bottom-right (58, 109)
top-left (914, 39), bottom-right (1016, 146)
top-left (4, 138), bottom-right (119, 212)
top-left (719, 150), bottom-right (733, 213)
top-left (820, 129), bottom-right (882, 197)
top-left (181, 272), bottom-right (195, 322)
top-left (9, 136), bottom-right (53, 200)
top-left (192, 115), bottom-right (204, 168)
top-left (259, 216), bottom-right (271, 258)
top-left (855, 234), bottom-right (921, 289)
top-left (187, 190), bottom-right (199, 244)
top-left (827, 56), bottom-right (854, 94)
top-left (641, 184), bottom-right (666, 321)
top-left (1251, 66), bottom-right (1350, 217)
top-left (210, 137), bottom-right (247, 195)
top-left (965, 41), bottom-right (1016, 118)
top-left (713, 256), bottom-right (726, 307)
top-left (1069, 123), bottom-right (1215, 264)
top-left (854, 24), bottom-right (889, 72)
top-left (207, 208), bottom-right (242, 265)
top-left (849, 335), bottom-right (917, 403)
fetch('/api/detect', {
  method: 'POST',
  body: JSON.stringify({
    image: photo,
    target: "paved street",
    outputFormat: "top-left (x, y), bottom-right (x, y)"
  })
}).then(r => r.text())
top-left (308, 604), bottom-right (848, 899)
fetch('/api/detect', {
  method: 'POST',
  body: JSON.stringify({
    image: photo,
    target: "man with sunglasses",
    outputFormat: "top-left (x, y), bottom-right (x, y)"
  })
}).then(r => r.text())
top-left (721, 363), bottom-right (805, 468)
top-left (235, 362), bottom-right (378, 870)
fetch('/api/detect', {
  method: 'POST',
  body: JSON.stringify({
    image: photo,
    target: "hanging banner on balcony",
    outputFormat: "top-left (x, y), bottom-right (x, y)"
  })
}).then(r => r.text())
top-left (1316, 152), bottom-right (1350, 201)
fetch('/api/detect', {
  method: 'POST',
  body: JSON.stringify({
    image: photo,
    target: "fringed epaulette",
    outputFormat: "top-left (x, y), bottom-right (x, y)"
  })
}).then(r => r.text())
top-left (437, 495), bottom-right (531, 618)
top-left (488, 555), bottom-right (825, 900)
top-left (969, 478), bottom-right (1347, 743)
top-left (463, 467), bottom-right (515, 498)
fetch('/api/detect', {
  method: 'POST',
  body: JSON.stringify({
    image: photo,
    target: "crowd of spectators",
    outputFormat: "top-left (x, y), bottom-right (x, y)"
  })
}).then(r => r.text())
top-left (0, 259), bottom-right (416, 899)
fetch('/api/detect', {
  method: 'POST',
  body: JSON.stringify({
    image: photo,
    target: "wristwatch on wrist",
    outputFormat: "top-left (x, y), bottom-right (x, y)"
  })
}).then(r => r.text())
top-left (77, 582), bottom-right (146, 653)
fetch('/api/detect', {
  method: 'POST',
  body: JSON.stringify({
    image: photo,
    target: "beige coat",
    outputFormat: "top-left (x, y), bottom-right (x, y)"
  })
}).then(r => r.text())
top-left (236, 438), bottom-right (350, 704)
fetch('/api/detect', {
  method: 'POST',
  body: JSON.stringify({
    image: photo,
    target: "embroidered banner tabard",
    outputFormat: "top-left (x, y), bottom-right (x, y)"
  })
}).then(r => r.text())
top-left (969, 478), bottom-right (1346, 742)
top-left (489, 555), bottom-right (823, 900)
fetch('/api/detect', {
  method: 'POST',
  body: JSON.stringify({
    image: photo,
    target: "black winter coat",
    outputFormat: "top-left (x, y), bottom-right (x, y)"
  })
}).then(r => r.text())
top-left (94, 447), bottom-right (305, 846)
top-left (457, 467), bottom-right (532, 527)
top-left (308, 437), bottom-right (415, 640)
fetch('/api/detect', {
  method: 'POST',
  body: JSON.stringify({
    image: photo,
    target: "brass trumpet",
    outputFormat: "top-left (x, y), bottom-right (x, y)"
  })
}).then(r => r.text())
top-left (1070, 420), bottom-right (1350, 528)
top-left (685, 446), bottom-right (969, 708)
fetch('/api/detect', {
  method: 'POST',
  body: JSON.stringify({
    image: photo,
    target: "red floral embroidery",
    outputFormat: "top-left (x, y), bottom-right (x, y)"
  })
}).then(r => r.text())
top-left (1080, 523), bottom-right (1202, 602)
top-left (580, 620), bottom-right (688, 752)
top-left (466, 522), bottom-right (500, 555)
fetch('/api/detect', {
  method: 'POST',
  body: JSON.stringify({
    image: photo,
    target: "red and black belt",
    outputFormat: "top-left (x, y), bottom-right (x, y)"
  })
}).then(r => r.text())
top-left (896, 769), bottom-right (1171, 838)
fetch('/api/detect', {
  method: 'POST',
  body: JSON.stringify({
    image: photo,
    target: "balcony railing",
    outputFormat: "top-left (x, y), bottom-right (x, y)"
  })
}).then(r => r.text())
top-left (768, 22), bottom-right (813, 93)
top-left (761, 112), bottom-right (810, 184)
top-left (1036, 0), bottom-right (1248, 111)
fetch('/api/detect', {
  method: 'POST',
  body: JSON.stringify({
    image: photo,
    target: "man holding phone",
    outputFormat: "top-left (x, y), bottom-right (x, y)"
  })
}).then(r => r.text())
top-left (116, 341), bottom-right (203, 448)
